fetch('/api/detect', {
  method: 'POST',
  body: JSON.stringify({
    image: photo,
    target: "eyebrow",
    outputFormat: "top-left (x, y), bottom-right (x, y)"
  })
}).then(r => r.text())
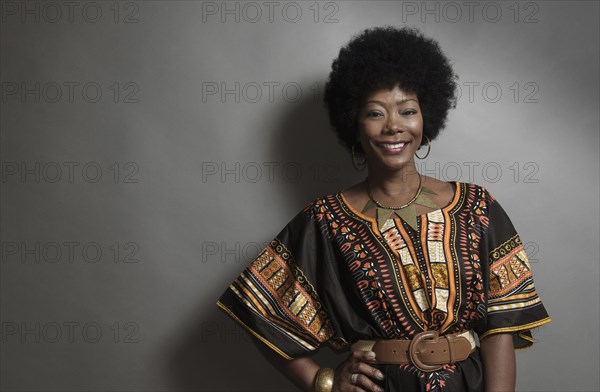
top-left (366, 98), bottom-right (417, 105)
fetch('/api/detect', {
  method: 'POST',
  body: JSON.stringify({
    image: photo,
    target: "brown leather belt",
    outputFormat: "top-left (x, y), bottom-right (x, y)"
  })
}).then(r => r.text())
top-left (351, 330), bottom-right (477, 372)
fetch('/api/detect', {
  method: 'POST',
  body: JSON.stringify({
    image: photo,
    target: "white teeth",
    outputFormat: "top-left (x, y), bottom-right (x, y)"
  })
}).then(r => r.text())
top-left (380, 143), bottom-right (406, 149)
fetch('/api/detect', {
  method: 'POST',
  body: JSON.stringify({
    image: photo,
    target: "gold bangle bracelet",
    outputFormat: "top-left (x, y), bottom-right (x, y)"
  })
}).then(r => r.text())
top-left (314, 367), bottom-right (334, 392)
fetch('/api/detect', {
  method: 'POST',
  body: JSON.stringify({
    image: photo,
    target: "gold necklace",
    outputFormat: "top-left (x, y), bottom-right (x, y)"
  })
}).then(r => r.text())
top-left (366, 172), bottom-right (423, 210)
top-left (362, 172), bottom-right (439, 231)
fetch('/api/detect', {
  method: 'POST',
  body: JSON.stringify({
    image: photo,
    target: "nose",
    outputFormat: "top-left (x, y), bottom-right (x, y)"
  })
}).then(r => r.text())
top-left (385, 113), bottom-right (402, 134)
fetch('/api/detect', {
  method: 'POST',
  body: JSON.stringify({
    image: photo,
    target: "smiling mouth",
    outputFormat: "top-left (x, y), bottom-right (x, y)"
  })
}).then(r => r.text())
top-left (378, 142), bottom-right (408, 149)
top-left (376, 140), bottom-right (411, 153)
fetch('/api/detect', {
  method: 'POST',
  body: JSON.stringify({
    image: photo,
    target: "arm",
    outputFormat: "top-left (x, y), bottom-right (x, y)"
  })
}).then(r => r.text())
top-left (479, 332), bottom-right (516, 392)
top-left (251, 337), bottom-right (320, 392)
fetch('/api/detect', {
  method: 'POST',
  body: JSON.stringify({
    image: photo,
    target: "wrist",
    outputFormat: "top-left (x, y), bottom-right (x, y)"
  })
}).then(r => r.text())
top-left (313, 367), bottom-right (334, 392)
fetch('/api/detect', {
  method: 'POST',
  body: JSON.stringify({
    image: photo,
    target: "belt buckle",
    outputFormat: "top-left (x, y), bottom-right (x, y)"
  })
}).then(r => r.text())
top-left (408, 330), bottom-right (443, 372)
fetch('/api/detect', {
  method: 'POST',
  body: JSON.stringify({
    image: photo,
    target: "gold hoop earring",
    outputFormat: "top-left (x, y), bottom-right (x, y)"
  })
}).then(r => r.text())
top-left (415, 136), bottom-right (431, 160)
top-left (351, 144), bottom-right (367, 171)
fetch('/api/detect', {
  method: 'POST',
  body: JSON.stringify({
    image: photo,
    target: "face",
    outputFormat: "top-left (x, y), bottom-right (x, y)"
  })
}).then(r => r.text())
top-left (356, 85), bottom-right (424, 172)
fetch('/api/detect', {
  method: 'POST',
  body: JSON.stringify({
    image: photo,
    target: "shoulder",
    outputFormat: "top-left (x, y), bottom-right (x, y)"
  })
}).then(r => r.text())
top-left (451, 180), bottom-right (496, 203)
top-left (419, 177), bottom-right (495, 208)
top-left (444, 181), bottom-right (501, 220)
top-left (297, 191), bottom-right (342, 221)
top-left (419, 176), bottom-right (489, 194)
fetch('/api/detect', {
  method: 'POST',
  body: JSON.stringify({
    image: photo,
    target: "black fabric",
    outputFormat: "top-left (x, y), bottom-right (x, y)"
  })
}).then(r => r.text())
top-left (216, 182), bottom-right (551, 390)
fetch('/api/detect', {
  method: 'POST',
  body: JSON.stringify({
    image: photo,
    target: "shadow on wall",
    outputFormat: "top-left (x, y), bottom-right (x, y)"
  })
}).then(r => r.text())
top-left (166, 82), bottom-right (360, 391)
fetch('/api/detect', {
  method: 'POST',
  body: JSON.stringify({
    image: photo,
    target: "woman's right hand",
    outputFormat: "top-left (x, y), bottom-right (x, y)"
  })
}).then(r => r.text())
top-left (332, 350), bottom-right (385, 392)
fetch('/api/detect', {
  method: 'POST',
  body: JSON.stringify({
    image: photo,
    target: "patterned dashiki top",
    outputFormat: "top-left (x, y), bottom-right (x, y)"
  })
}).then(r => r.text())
top-left (216, 181), bottom-right (551, 391)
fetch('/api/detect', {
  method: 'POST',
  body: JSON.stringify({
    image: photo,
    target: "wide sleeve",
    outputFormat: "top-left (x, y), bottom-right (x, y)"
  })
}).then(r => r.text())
top-left (215, 201), bottom-right (343, 360)
top-left (479, 188), bottom-right (551, 349)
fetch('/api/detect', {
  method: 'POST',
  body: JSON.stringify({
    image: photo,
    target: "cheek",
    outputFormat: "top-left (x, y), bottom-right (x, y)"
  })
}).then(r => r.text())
top-left (358, 122), bottom-right (379, 138)
top-left (406, 121), bottom-right (424, 138)
top-left (409, 114), bottom-right (424, 128)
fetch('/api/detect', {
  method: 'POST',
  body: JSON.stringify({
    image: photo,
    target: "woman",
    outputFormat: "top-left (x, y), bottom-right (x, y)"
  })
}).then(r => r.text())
top-left (216, 26), bottom-right (551, 392)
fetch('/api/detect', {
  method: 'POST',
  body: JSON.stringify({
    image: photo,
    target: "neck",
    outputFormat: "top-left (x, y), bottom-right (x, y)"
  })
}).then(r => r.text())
top-left (365, 163), bottom-right (421, 199)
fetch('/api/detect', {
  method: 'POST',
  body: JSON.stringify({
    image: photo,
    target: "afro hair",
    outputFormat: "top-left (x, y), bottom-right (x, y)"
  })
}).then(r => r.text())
top-left (323, 26), bottom-right (458, 153)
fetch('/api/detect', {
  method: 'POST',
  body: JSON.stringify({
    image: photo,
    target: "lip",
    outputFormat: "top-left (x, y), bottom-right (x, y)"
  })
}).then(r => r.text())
top-left (376, 140), bottom-right (410, 154)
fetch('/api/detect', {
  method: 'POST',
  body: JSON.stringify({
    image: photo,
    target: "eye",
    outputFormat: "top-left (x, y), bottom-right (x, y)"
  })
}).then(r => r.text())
top-left (403, 110), bottom-right (417, 116)
top-left (366, 111), bottom-right (383, 118)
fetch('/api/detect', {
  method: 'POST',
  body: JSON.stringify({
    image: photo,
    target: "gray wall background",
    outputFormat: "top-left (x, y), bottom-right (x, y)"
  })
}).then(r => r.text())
top-left (1, 1), bottom-right (598, 391)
